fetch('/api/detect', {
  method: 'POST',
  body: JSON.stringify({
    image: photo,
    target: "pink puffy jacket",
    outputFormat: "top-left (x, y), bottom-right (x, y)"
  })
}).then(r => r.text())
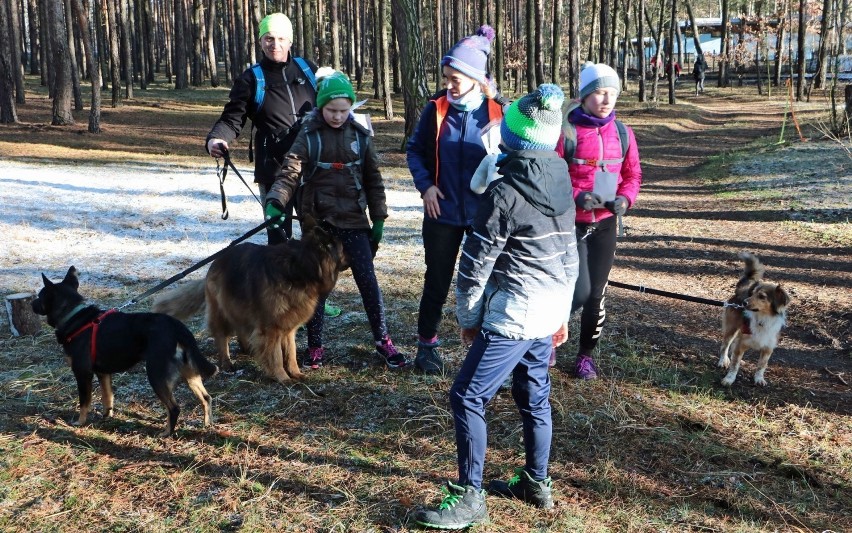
top-left (567, 119), bottom-right (642, 225)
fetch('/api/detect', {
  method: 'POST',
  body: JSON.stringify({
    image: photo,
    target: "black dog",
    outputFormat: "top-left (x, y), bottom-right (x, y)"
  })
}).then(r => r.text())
top-left (32, 266), bottom-right (218, 437)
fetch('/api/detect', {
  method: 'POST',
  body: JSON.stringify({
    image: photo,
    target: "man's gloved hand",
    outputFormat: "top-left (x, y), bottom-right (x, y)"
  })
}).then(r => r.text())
top-left (265, 201), bottom-right (285, 228)
top-left (370, 219), bottom-right (385, 244)
top-left (575, 192), bottom-right (604, 211)
top-left (605, 195), bottom-right (629, 216)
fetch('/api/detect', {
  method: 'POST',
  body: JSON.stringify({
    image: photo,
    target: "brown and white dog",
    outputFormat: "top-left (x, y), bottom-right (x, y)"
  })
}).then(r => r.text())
top-left (718, 252), bottom-right (790, 386)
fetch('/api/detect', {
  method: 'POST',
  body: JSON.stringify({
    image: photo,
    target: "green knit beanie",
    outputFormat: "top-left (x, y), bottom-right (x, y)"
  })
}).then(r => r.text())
top-left (258, 13), bottom-right (293, 41)
top-left (316, 71), bottom-right (356, 109)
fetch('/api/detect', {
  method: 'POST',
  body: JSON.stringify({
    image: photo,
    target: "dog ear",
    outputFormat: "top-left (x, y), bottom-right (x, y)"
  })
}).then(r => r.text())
top-left (63, 266), bottom-right (80, 289)
top-left (41, 273), bottom-right (53, 287)
top-left (773, 285), bottom-right (790, 311)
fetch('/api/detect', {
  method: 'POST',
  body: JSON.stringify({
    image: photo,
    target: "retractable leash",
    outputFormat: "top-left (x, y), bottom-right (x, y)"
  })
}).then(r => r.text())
top-left (116, 215), bottom-right (297, 311)
top-left (608, 280), bottom-right (743, 309)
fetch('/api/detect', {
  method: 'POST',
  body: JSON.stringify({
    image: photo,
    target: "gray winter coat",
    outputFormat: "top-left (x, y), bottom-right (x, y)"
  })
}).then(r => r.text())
top-left (456, 150), bottom-right (579, 340)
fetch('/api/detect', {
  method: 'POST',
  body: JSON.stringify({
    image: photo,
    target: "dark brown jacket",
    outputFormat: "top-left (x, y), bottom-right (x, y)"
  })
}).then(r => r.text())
top-left (266, 111), bottom-right (387, 229)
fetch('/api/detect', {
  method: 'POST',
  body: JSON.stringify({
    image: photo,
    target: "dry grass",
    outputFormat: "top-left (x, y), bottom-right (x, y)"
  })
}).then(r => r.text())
top-left (1, 76), bottom-right (850, 532)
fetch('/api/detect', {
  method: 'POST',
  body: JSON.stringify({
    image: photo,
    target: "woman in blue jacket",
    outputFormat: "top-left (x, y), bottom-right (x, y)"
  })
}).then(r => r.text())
top-left (406, 25), bottom-right (505, 374)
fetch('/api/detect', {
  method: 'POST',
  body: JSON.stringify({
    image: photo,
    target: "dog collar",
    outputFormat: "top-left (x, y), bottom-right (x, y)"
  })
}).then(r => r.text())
top-left (56, 303), bottom-right (89, 331)
top-left (63, 308), bottom-right (118, 364)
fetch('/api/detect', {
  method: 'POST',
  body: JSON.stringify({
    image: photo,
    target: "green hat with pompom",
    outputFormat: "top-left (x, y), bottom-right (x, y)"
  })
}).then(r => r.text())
top-left (316, 70), bottom-right (356, 109)
top-left (500, 83), bottom-right (565, 151)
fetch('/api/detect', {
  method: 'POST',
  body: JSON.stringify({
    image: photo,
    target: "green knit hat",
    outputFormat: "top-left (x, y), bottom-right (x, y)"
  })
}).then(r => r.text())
top-left (500, 84), bottom-right (565, 150)
top-left (258, 13), bottom-right (293, 41)
top-left (316, 71), bottom-right (356, 109)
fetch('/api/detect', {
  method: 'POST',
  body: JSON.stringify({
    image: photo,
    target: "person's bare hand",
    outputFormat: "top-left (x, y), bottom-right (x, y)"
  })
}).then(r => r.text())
top-left (207, 138), bottom-right (229, 158)
top-left (551, 322), bottom-right (569, 347)
top-left (422, 185), bottom-right (445, 219)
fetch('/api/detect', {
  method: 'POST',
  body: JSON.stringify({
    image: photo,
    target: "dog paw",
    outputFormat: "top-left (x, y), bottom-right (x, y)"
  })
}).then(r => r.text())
top-left (720, 375), bottom-right (736, 387)
top-left (754, 377), bottom-right (768, 387)
top-left (717, 356), bottom-right (730, 369)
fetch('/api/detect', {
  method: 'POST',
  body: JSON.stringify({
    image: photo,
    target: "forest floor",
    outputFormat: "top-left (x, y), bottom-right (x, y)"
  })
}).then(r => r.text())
top-left (0, 77), bottom-right (849, 532)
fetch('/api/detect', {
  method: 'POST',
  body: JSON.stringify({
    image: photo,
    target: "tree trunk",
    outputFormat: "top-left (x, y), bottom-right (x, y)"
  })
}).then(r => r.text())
top-left (610, 0), bottom-right (620, 67)
top-left (526, 0), bottom-right (535, 91)
top-left (64, 0), bottom-right (83, 110)
top-left (773, 6), bottom-right (785, 86)
top-left (71, 0), bottom-right (102, 132)
top-left (331, 0), bottom-right (341, 70)
top-left (303, 0), bottom-right (315, 60)
top-left (0, 0), bottom-right (19, 122)
top-left (534, 0), bottom-right (545, 85)
top-left (5, 293), bottom-right (42, 336)
top-left (813, 0), bottom-right (832, 89)
top-left (173, 0), bottom-right (188, 88)
top-left (7, 0), bottom-right (25, 103)
top-left (620, 0), bottom-right (632, 90)
top-left (390, 0), bottom-right (429, 144)
top-left (667, 0), bottom-right (677, 104)
top-left (795, 0), bottom-right (805, 100)
top-left (495, 0), bottom-right (504, 91)
top-left (600, 0), bottom-right (611, 64)
top-left (27, 0), bottom-right (39, 75)
top-left (719, 0), bottom-right (729, 86)
top-left (551, 0), bottom-right (562, 83)
top-left (685, 1), bottom-right (703, 55)
top-left (191, 0), bottom-right (203, 85)
top-left (105, 0), bottom-right (122, 103)
top-left (588, 0), bottom-right (598, 62)
top-left (119, 0), bottom-right (133, 98)
top-left (206, 0), bottom-right (219, 86)
top-left (638, 0), bottom-right (646, 101)
top-left (48, 0), bottom-right (74, 124)
top-left (567, 0), bottom-right (580, 97)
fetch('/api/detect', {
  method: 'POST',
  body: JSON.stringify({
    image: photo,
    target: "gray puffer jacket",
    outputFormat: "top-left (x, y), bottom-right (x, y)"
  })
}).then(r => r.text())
top-left (456, 149), bottom-right (579, 340)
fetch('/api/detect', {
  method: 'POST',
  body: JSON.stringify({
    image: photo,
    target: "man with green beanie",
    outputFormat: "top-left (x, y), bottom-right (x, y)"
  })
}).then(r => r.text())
top-left (263, 70), bottom-right (409, 371)
top-left (205, 13), bottom-right (340, 317)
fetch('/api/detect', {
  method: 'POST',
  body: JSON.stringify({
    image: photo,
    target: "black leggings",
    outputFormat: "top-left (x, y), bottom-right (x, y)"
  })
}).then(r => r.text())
top-left (307, 226), bottom-right (387, 348)
top-left (571, 216), bottom-right (618, 353)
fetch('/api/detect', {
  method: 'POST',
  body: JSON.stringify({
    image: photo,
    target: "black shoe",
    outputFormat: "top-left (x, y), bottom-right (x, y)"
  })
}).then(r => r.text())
top-left (413, 481), bottom-right (488, 529)
top-left (375, 336), bottom-right (410, 369)
top-left (488, 467), bottom-right (554, 509)
top-left (414, 341), bottom-right (445, 374)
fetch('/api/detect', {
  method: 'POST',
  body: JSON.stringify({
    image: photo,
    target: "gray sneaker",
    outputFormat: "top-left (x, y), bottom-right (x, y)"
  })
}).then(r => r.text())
top-left (487, 467), bottom-right (554, 509)
top-left (414, 341), bottom-right (445, 374)
top-left (413, 481), bottom-right (489, 529)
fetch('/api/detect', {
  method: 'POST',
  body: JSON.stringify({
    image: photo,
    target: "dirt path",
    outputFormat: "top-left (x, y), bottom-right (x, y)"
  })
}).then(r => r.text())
top-left (603, 92), bottom-right (851, 414)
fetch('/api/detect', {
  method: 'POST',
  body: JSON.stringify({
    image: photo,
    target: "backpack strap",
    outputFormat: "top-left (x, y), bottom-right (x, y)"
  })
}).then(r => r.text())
top-left (251, 64), bottom-right (266, 112)
top-left (293, 57), bottom-right (317, 90)
top-left (566, 119), bottom-right (630, 167)
top-left (303, 127), bottom-right (368, 186)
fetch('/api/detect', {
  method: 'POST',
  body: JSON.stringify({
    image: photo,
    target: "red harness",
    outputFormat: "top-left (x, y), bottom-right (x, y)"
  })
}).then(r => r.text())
top-left (63, 309), bottom-right (118, 363)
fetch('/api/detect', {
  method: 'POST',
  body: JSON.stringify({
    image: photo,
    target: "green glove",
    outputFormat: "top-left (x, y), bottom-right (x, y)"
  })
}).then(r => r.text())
top-left (370, 219), bottom-right (384, 244)
top-left (264, 201), bottom-right (285, 228)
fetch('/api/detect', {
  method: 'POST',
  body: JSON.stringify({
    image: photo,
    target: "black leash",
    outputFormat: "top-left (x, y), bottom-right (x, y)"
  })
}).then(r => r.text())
top-left (217, 149), bottom-right (262, 220)
top-left (117, 215), bottom-right (296, 310)
top-left (608, 280), bottom-right (741, 308)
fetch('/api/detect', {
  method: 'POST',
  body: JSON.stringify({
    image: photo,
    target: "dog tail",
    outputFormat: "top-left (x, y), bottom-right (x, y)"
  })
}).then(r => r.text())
top-left (152, 279), bottom-right (206, 320)
top-left (739, 252), bottom-right (765, 282)
top-left (174, 322), bottom-right (218, 379)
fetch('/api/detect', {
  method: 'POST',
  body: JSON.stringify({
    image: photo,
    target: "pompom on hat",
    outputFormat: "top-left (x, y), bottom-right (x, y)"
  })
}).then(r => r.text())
top-left (500, 84), bottom-right (565, 151)
top-left (440, 25), bottom-right (496, 84)
top-left (579, 61), bottom-right (620, 100)
top-left (258, 13), bottom-right (293, 41)
top-left (316, 70), bottom-right (356, 109)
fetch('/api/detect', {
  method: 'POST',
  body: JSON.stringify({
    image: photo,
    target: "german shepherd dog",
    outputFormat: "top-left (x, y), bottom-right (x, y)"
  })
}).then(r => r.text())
top-left (718, 252), bottom-right (790, 387)
top-left (32, 267), bottom-right (218, 437)
top-left (152, 221), bottom-right (346, 383)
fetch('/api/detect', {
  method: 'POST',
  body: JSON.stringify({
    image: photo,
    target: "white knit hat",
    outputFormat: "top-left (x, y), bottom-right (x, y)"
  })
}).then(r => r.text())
top-left (579, 62), bottom-right (620, 100)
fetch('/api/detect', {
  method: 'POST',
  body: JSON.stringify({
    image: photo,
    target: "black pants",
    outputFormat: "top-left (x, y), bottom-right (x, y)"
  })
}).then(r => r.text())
top-left (572, 216), bottom-right (618, 353)
top-left (258, 183), bottom-right (296, 245)
top-left (418, 219), bottom-right (468, 340)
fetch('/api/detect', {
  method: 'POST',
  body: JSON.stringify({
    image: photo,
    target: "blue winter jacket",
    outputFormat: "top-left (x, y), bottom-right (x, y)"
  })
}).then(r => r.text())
top-left (407, 94), bottom-right (502, 227)
top-left (456, 150), bottom-right (579, 340)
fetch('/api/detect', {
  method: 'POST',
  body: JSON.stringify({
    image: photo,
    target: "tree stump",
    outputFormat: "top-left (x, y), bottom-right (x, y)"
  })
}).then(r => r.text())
top-left (5, 293), bottom-right (43, 336)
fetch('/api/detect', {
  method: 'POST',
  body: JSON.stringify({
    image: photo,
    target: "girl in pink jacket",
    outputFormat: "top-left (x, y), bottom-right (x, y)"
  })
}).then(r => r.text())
top-left (560, 62), bottom-right (642, 379)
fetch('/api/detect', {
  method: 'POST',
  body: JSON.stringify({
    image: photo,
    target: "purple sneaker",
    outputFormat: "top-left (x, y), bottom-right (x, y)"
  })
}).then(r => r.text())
top-left (574, 354), bottom-right (598, 380)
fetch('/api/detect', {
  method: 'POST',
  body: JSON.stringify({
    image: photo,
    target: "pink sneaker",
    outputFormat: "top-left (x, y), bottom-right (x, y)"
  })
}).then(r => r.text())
top-left (305, 347), bottom-right (325, 369)
top-left (574, 354), bottom-right (598, 380)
